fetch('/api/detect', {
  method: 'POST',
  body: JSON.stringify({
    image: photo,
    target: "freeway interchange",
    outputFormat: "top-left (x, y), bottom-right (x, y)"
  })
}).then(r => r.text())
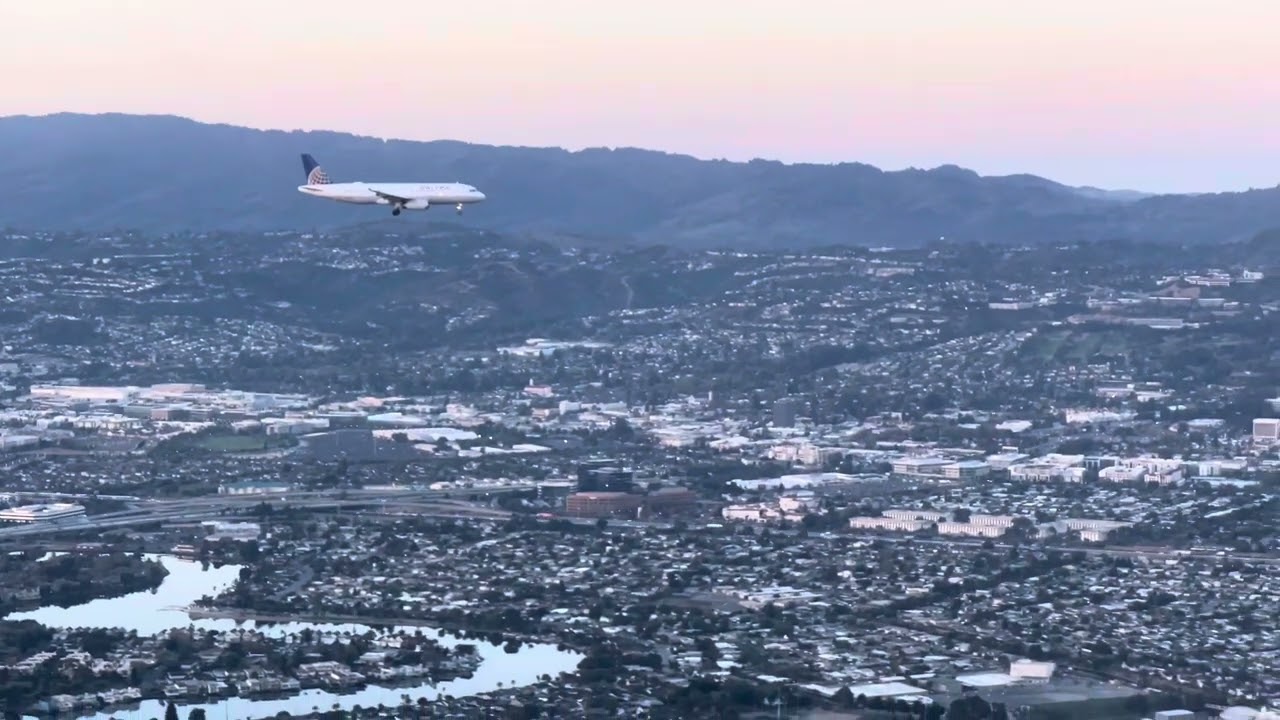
top-left (1, 486), bottom-right (1273, 569)
top-left (0, 486), bottom-right (532, 539)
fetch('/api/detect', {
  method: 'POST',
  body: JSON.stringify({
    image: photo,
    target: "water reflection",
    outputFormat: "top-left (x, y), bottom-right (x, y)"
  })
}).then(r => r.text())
top-left (8, 555), bottom-right (242, 635)
top-left (6, 556), bottom-right (582, 720)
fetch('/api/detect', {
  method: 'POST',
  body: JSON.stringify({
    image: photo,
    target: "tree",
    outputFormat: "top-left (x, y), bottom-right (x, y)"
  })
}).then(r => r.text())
top-left (165, 702), bottom-right (179, 720)
top-left (595, 517), bottom-right (608, 531)
top-left (80, 628), bottom-right (118, 658)
top-left (947, 695), bottom-right (992, 720)
top-left (188, 709), bottom-right (207, 720)
top-left (608, 418), bottom-right (636, 440)
top-left (1118, 695), bottom-right (1149, 717)
top-left (239, 540), bottom-right (260, 563)
top-left (832, 687), bottom-right (854, 708)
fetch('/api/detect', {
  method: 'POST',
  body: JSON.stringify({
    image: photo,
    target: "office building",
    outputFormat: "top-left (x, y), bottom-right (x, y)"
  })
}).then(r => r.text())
top-left (0, 503), bottom-right (86, 523)
top-left (1253, 418), bottom-right (1280, 444)
top-left (565, 492), bottom-right (644, 518)
top-left (576, 459), bottom-right (635, 492)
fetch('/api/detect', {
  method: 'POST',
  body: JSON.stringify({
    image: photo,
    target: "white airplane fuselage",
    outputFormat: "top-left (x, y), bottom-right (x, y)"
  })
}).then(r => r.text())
top-left (298, 181), bottom-right (485, 210)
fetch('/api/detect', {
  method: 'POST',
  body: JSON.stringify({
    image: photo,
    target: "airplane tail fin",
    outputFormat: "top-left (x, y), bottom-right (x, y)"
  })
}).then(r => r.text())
top-left (301, 154), bottom-right (331, 185)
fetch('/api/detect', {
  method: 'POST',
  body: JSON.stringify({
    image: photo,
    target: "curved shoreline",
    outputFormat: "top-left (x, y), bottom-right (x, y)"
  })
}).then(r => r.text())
top-left (12, 556), bottom-right (583, 720)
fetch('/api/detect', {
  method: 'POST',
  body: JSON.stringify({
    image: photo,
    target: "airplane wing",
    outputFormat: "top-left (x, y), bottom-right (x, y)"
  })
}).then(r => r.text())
top-left (367, 187), bottom-right (412, 204)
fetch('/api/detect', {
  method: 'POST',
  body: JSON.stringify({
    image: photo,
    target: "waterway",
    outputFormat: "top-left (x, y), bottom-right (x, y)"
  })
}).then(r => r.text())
top-left (6, 555), bottom-right (583, 720)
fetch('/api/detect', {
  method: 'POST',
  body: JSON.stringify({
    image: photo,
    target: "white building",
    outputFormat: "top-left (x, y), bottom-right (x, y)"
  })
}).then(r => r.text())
top-left (1192, 458), bottom-right (1248, 476)
top-left (1063, 409), bottom-right (1137, 425)
top-left (770, 442), bottom-right (843, 466)
top-left (1038, 518), bottom-right (1132, 543)
top-left (0, 503), bottom-right (85, 523)
top-left (1008, 454), bottom-right (1088, 483)
top-left (731, 473), bottom-right (860, 491)
top-left (27, 385), bottom-right (139, 404)
top-left (722, 586), bottom-right (821, 610)
top-left (264, 418), bottom-right (328, 436)
top-left (1009, 464), bottom-right (1063, 482)
top-left (986, 452), bottom-right (1030, 470)
top-left (0, 435), bottom-right (40, 452)
top-left (798, 445), bottom-right (843, 466)
top-left (891, 457), bottom-right (952, 478)
top-left (1253, 418), bottom-right (1280, 444)
top-left (218, 481), bottom-right (292, 496)
top-left (203, 521), bottom-right (261, 542)
top-left (1009, 659), bottom-right (1055, 682)
top-left (937, 522), bottom-right (1005, 538)
top-left (968, 514), bottom-right (1015, 528)
top-left (943, 460), bottom-right (991, 480)
top-left (1100, 457), bottom-right (1183, 485)
top-left (1062, 518), bottom-right (1131, 533)
top-left (1185, 273), bottom-right (1232, 287)
top-left (721, 505), bottom-right (772, 523)
top-left (883, 509), bottom-right (947, 523)
top-left (850, 517), bottom-right (930, 533)
top-left (497, 339), bottom-right (611, 357)
top-left (778, 492), bottom-right (816, 513)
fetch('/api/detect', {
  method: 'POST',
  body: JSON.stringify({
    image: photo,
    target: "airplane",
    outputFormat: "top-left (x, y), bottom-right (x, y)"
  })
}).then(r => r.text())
top-left (297, 153), bottom-right (485, 216)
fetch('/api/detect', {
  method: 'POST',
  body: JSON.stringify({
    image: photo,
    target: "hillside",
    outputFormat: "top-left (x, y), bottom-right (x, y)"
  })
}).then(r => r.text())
top-left (1, 112), bottom-right (1279, 248)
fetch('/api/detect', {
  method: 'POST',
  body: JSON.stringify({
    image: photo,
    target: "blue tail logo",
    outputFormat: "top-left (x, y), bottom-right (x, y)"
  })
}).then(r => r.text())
top-left (301, 154), bottom-right (331, 185)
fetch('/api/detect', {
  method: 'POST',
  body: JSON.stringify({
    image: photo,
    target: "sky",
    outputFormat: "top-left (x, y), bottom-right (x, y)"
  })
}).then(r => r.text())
top-left (3, 0), bottom-right (1279, 193)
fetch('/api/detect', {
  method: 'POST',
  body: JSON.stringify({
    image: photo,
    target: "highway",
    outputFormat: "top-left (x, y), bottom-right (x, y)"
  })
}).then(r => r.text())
top-left (0, 486), bottom-right (528, 539)
top-left (2, 486), bottom-right (1273, 567)
top-left (0, 491), bottom-right (142, 502)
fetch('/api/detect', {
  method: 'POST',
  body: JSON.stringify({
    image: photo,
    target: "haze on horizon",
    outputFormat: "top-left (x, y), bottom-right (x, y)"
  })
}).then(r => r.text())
top-left (4, 0), bottom-right (1279, 194)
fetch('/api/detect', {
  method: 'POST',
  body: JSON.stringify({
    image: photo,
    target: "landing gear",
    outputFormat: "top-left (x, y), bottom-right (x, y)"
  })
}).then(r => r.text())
top-left (455, 203), bottom-right (464, 215)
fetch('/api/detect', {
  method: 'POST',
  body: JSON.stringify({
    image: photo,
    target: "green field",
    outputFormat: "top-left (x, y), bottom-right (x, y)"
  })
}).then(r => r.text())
top-left (1029, 329), bottom-right (1132, 364)
top-left (195, 434), bottom-right (274, 452)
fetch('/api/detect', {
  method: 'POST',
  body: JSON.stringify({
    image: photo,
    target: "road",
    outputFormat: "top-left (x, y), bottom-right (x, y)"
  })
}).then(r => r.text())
top-left (270, 564), bottom-right (315, 601)
top-left (0, 491), bottom-right (142, 502)
top-left (2, 486), bottom-right (1273, 568)
top-left (0, 486), bottom-right (525, 539)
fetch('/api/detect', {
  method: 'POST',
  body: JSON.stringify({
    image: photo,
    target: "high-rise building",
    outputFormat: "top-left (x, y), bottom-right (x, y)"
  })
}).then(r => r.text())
top-left (576, 459), bottom-right (635, 492)
top-left (1253, 418), bottom-right (1280, 444)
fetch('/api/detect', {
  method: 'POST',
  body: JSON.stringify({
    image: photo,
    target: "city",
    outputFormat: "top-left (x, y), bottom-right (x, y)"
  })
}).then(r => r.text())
top-left (0, 228), bottom-right (1277, 719)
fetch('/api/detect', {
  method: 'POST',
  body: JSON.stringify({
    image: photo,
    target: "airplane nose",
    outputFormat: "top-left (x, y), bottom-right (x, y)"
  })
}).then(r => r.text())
top-left (476, 191), bottom-right (486, 200)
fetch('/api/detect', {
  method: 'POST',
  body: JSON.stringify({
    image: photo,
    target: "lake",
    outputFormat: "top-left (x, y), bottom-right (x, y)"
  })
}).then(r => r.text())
top-left (7, 555), bottom-right (582, 720)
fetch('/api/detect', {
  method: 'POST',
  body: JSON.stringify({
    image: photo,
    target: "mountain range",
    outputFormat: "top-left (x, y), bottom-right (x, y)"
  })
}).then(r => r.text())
top-left (1, 112), bottom-right (1279, 248)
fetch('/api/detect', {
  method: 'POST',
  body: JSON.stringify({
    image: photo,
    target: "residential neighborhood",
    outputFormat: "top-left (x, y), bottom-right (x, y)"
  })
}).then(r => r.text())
top-left (0, 230), bottom-right (1276, 719)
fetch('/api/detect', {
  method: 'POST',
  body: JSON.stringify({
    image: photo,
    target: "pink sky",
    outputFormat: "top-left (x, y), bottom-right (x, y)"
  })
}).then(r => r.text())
top-left (4, 0), bottom-right (1279, 192)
